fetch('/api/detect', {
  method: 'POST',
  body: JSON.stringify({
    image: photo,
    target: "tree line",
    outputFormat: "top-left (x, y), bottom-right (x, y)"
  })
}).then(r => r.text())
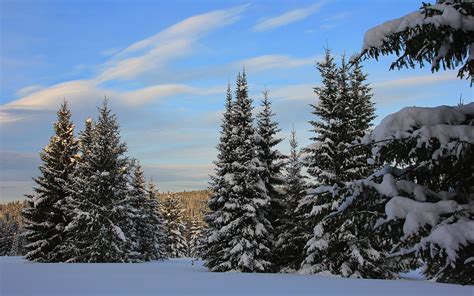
top-left (19, 101), bottom-right (210, 262)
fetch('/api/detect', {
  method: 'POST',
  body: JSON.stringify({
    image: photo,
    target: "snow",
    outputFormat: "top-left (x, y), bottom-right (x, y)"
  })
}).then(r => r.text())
top-left (2, 256), bottom-right (471, 296)
top-left (382, 196), bottom-right (460, 237)
top-left (369, 103), bottom-right (474, 144)
top-left (420, 219), bottom-right (474, 264)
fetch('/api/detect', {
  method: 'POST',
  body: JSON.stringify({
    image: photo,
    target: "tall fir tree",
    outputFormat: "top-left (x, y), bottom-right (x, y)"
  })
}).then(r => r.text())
top-left (129, 163), bottom-right (168, 261)
top-left (203, 71), bottom-right (273, 272)
top-left (202, 84), bottom-right (237, 268)
top-left (161, 193), bottom-right (188, 258)
top-left (142, 180), bottom-right (168, 261)
top-left (255, 89), bottom-right (285, 269)
top-left (63, 100), bottom-right (134, 262)
top-left (300, 50), bottom-right (377, 275)
top-left (22, 101), bottom-right (77, 262)
top-left (274, 128), bottom-right (309, 271)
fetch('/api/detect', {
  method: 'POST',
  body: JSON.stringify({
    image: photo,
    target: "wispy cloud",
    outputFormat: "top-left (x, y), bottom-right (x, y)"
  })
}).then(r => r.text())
top-left (0, 5), bottom-right (248, 123)
top-left (372, 72), bottom-right (457, 89)
top-left (238, 54), bottom-right (319, 72)
top-left (253, 1), bottom-right (326, 32)
top-left (271, 83), bottom-right (316, 101)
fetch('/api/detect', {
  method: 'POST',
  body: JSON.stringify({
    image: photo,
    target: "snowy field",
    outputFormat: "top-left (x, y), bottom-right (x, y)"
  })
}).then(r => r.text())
top-left (1, 256), bottom-right (471, 296)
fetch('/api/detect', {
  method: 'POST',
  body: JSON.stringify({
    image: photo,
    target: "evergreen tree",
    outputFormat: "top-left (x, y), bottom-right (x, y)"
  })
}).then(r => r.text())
top-left (356, 0), bottom-right (474, 84)
top-left (255, 89), bottom-right (285, 269)
top-left (63, 100), bottom-right (134, 263)
top-left (345, 103), bottom-right (474, 284)
top-left (202, 84), bottom-right (237, 268)
top-left (188, 215), bottom-right (205, 258)
top-left (22, 101), bottom-right (77, 262)
top-left (9, 227), bottom-right (27, 256)
top-left (161, 193), bottom-right (187, 258)
top-left (142, 180), bottom-right (168, 261)
top-left (0, 214), bottom-right (20, 256)
top-left (274, 128), bottom-right (309, 271)
top-left (203, 71), bottom-right (273, 272)
top-left (300, 51), bottom-right (377, 275)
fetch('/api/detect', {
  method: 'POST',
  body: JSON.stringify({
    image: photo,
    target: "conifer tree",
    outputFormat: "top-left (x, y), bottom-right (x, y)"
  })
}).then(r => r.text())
top-left (161, 193), bottom-right (187, 258)
top-left (203, 71), bottom-right (273, 272)
top-left (188, 215), bottom-right (205, 258)
top-left (274, 128), bottom-right (309, 271)
top-left (356, 0), bottom-right (474, 84)
top-left (255, 89), bottom-right (285, 269)
top-left (63, 100), bottom-right (134, 263)
top-left (300, 51), bottom-right (377, 275)
top-left (202, 84), bottom-right (237, 268)
top-left (129, 163), bottom-right (167, 261)
top-left (142, 180), bottom-right (168, 261)
top-left (22, 101), bottom-right (77, 262)
top-left (0, 214), bottom-right (20, 256)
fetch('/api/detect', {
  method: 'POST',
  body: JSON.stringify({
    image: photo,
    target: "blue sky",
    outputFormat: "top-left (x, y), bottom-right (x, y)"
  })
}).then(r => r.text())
top-left (0, 0), bottom-right (471, 202)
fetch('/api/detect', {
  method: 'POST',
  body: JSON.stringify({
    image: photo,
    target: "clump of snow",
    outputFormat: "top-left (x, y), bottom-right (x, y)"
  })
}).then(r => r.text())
top-left (112, 224), bottom-right (126, 242)
top-left (382, 196), bottom-right (460, 237)
top-left (370, 103), bottom-right (474, 143)
top-left (420, 218), bottom-right (474, 265)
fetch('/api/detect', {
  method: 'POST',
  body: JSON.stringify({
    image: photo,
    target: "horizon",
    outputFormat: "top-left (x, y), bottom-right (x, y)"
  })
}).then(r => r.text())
top-left (1, 0), bottom-right (471, 202)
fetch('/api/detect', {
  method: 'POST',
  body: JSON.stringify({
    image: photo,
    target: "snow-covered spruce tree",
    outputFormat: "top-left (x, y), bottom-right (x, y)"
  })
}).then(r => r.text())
top-left (355, 0), bottom-right (474, 84)
top-left (188, 215), bottom-right (205, 258)
top-left (0, 214), bottom-right (20, 256)
top-left (255, 89), bottom-right (285, 269)
top-left (346, 59), bottom-right (377, 179)
top-left (161, 193), bottom-right (188, 258)
top-left (129, 163), bottom-right (167, 261)
top-left (340, 103), bottom-right (474, 285)
top-left (203, 72), bottom-right (273, 272)
top-left (9, 227), bottom-right (27, 256)
top-left (313, 59), bottom-right (387, 279)
top-left (143, 180), bottom-right (168, 260)
top-left (300, 49), bottom-right (353, 274)
top-left (275, 128), bottom-right (309, 271)
top-left (202, 84), bottom-right (237, 268)
top-left (22, 101), bottom-right (77, 262)
top-left (300, 51), bottom-right (378, 276)
top-left (63, 100), bottom-right (134, 263)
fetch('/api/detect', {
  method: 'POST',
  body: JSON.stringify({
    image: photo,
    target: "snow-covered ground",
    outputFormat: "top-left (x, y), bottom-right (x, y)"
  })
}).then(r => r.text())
top-left (1, 256), bottom-right (471, 296)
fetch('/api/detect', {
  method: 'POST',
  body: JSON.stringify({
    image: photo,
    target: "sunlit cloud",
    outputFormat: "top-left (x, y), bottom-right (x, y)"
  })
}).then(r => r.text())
top-left (253, 1), bottom-right (326, 32)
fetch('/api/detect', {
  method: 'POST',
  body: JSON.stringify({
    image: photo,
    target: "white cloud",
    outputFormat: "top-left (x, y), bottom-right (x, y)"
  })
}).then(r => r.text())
top-left (120, 84), bottom-right (224, 106)
top-left (16, 84), bottom-right (44, 97)
top-left (238, 54), bottom-right (318, 72)
top-left (0, 5), bottom-right (248, 123)
top-left (98, 5), bottom-right (248, 82)
top-left (372, 72), bottom-right (457, 89)
top-left (119, 5), bottom-right (248, 57)
top-left (2, 80), bottom-right (105, 111)
top-left (253, 1), bottom-right (326, 32)
top-left (270, 83), bottom-right (316, 101)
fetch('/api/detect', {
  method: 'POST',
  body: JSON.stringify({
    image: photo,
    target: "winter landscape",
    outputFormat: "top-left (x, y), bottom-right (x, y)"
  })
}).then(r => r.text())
top-left (1, 1), bottom-right (473, 295)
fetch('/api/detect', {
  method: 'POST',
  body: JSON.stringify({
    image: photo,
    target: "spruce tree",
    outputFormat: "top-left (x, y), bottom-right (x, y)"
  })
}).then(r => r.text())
top-left (300, 51), bottom-right (377, 275)
top-left (22, 101), bottom-right (77, 262)
top-left (202, 84), bottom-right (237, 268)
top-left (188, 215), bottom-right (205, 258)
top-left (161, 193), bottom-right (187, 258)
top-left (0, 214), bottom-right (20, 256)
top-left (274, 128), bottom-right (309, 271)
top-left (300, 49), bottom-right (347, 273)
top-left (63, 100), bottom-right (133, 263)
top-left (356, 0), bottom-right (474, 83)
top-left (203, 71), bottom-right (272, 272)
top-left (142, 180), bottom-right (168, 261)
top-left (255, 89), bottom-right (285, 269)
